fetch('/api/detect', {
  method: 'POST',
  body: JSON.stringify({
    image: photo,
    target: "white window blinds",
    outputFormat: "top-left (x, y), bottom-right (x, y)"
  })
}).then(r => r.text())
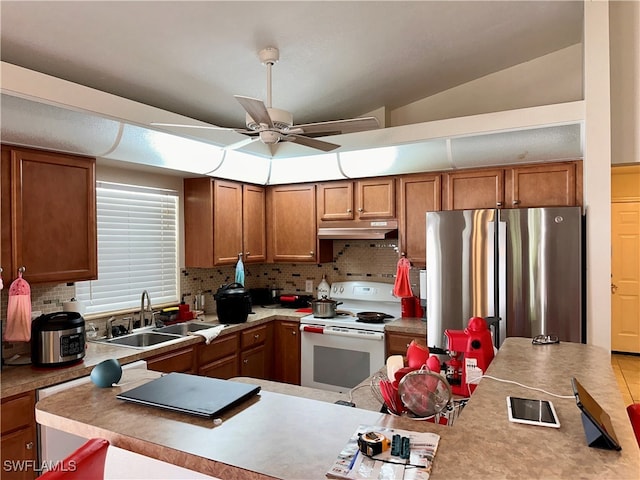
top-left (76, 182), bottom-right (179, 315)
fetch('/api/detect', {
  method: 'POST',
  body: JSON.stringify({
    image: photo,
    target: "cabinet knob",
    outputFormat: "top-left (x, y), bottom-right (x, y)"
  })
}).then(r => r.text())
top-left (309, 251), bottom-right (314, 256)
top-left (254, 334), bottom-right (260, 340)
top-left (346, 208), bottom-right (352, 213)
top-left (291, 330), bottom-right (297, 335)
top-left (245, 252), bottom-right (250, 256)
top-left (512, 200), bottom-right (520, 205)
top-left (26, 442), bottom-right (33, 450)
top-left (358, 207), bottom-right (364, 212)
top-left (496, 202), bottom-right (503, 207)
top-left (243, 359), bottom-right (249, 364)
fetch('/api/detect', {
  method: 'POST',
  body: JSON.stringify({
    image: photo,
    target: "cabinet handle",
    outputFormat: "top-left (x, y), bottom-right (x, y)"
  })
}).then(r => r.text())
top-left (512, 200), bottom-right (520, 205)
top-left (309, 251), bottom-right (314, 256)
top-left (346, 208), bottom-right (352, 213)
top-left (496, 202), bottom-right (503, 207)
top-left (245, 252), bottom-right (250, 256)
top-left (254, 334), bottom-right (260, 340)
top-left (243, 359), bottom-right (249, 364)
top-left (291, 330), bottom-right (297, 335)
top-left (26, 442), bottom-right (33, 450)
top-left (358, 208), bottom-right (364, 212)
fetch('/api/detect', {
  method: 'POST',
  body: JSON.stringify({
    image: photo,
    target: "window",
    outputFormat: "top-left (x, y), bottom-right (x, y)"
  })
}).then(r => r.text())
top-left (76, 182), bottom-right (179, 315)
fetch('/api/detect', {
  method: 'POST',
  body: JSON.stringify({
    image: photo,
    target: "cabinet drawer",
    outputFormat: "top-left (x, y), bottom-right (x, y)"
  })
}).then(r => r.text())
top-left (241, 325), bottom-right (269, 349)
top-left (147, 346), bottom-right (195, 373)
top-left (1, 392), bottom-right (35, 434)
top-left (198, 334), bottom-right (238, 365)
top-left (386, 333), bottom-right (425, 357)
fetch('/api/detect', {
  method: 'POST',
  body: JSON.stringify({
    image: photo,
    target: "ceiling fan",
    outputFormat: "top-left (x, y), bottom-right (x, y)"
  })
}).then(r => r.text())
top-left (152, 47), bottom-right (379, 152)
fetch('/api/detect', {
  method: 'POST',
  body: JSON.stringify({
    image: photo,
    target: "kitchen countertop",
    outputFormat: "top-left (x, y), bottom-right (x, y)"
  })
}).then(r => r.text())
top-left (1, 308), bottom-right (426, 399)
top-left (35, 338), bottom-right (639, 479)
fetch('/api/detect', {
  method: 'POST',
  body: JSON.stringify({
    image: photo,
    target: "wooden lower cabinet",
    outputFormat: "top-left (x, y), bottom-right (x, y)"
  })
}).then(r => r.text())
top-left (240, 324), bottom-right (272, 379)
top-left (198, 333), bottom-right (239, 379)
top-left (385, 331), bottom-right (427, 358)
top-left (147, 345), bottom-right (196, 373)
top-left (1, 392), bottom-right (37, 480)
top-left (273, 320), bottom-right (301, 385)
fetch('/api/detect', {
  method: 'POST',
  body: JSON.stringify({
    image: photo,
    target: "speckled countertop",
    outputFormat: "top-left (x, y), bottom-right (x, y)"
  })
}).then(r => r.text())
top-left (35, 338), bottom-right (639, 480)
top-left (1, 308), bottom-right (425, 399)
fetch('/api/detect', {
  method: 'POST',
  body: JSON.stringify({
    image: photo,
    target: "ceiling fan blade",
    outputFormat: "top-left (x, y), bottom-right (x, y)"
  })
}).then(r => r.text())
top-left (285, 134), bottom-right (340, 152)
top-left (150, 122), bottom-right (251, 134)
top-left (234, 95), bottom-right (273, 128)
top-left (294, 116), bottom-right (379, 137)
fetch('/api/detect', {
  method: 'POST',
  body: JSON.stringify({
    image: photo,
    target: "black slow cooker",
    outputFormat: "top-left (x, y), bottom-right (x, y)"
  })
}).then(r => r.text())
top-left (214, 283), bottom-right (252, 323)
top-left (31, 312), bottom-right (85, 367)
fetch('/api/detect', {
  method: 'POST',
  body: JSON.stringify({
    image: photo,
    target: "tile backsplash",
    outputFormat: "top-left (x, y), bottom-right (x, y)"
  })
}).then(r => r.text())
top-left (1, 240), bottom-right (422, 358)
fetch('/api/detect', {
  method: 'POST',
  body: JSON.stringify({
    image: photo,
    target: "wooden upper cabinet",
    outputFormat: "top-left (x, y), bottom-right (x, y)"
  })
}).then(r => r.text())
top-left (242, 184), bottom-right (266, 263)
top-left (317, 181), bottom-right (354, 221)
top-left (184, 178), bottom-right (265, 267)
top-left (443, 169), bottom-right (504, 210)
top-left (268, 184), bottom-right (317, 262)
top-left (1, 145), bottom-right (97, 284)
top-left (213, 180), bottom-right (243, 264)
top-left (506, 163), bottom-right (577, 208)
top-left (267, 183), bottom-right (332, 263)
top-left (357, 178), bottom-right (395, 219)
top-left (398, 173), bottom-right (441, 266)
top-left (317, 178), bottom-right (395, 222)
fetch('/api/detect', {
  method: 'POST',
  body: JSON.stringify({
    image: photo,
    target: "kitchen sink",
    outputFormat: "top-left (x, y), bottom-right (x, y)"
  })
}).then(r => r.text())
top-left (153, 322), bottom-right (218, 335)
top-left (92, 331), bottom-right (183, 349)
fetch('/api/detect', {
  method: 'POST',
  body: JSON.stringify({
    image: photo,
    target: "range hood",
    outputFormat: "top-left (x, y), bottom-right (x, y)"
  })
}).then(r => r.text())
top-left (317, 220), bottom-right (399, 240)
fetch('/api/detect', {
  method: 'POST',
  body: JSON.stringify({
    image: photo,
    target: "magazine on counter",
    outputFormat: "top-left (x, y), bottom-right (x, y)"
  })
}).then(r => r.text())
top-left (326, 425), bottom-right (440, 480)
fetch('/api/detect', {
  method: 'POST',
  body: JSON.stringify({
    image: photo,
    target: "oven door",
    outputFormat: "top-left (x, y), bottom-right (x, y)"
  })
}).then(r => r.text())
top-left (300, 324), bottom-right (385, 393)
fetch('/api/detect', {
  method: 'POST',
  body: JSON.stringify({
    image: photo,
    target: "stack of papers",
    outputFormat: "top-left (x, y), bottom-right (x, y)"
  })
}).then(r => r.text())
top-left (326, 425), bottom-right (440, 480)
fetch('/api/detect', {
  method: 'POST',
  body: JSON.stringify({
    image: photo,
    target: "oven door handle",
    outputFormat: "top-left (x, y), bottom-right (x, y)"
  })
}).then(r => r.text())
top-left (301, 324), bottom-right (384, 340)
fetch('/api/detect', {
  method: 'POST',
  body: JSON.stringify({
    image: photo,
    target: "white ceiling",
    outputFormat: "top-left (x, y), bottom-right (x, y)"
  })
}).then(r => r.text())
top-left (1, 1), bottom-right (583, 129)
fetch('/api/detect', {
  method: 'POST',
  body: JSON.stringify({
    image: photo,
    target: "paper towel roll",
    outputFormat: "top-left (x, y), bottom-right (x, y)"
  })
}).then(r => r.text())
top-left (419, 270), bottom-right (427, 300)
top-left (63, 298), bottom-right (85, 314)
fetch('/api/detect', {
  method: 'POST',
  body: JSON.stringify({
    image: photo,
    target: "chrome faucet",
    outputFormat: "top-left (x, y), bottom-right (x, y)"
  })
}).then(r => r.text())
top-left (105, 316), bottom-right (117, 339)
top-left (140, 290), bottom-right (153, 327)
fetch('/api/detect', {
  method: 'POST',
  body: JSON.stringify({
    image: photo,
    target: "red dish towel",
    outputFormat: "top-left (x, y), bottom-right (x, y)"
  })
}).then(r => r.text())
top-left (393, 256), bottom-right (413, 298)
top-left (5, 271), bottom-right (32, 342)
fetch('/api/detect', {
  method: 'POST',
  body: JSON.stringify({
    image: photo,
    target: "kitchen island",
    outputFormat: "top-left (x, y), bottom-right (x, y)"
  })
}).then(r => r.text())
top-left (35, 338), bottom-right (639, 479)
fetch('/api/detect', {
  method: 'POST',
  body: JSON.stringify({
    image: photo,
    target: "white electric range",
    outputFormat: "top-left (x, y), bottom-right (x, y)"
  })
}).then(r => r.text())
top-left (299, 281), bottom-right (401, 393)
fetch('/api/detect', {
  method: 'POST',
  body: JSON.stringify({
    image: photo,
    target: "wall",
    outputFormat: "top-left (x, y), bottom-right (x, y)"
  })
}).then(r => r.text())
top-left (390, 44), bottom-right (583, 126)
top-left (610, 0), bottom-right (640, 165)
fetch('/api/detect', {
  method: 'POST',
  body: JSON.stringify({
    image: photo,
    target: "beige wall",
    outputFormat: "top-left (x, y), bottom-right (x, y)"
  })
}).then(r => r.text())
top-left (610, 0), bottom-right (640, 165)
top-left (389, 44), bottom-right (583, 126)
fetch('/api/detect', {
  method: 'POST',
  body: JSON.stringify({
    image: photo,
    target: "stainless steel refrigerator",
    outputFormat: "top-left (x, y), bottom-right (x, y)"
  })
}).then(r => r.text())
top-left (426, 207), bottom-right (583, 350)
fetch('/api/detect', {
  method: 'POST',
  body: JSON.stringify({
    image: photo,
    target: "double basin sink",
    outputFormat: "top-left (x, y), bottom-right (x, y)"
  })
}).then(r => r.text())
top-left (91, 321), bottom-right (218, 349)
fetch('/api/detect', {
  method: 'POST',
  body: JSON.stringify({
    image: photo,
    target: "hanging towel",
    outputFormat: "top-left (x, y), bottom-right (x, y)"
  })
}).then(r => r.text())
top-left (5, 271), bottom-right (32, 342)
top-left (235, 256), bottom-right (245, 286)
top-left (393, 256), bottom-right (413, 298)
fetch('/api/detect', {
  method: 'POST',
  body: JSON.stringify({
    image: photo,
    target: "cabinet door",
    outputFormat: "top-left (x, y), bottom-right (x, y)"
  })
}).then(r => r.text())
top-left (317, 181), bottom-right (354, 221)
top-left (1, 392), bottom-right (36, 480)
top-left (444, 169), bottom-right (504, 210)
top-left (199, 355), bottom-right (239, 380)
top-left (184, 177), bottom-right (215, 267)
top-left (273, 321), bottom-right (301, 385)
top-left (357, 178), bottom-right (395, 219)
top-left (398, 174), bottom-right (441, 266)
top-left (213, 180), bottom-right (243, 264)
top-left (385, 332), bottom-right (427, 358)
top-left (506, 163), bottom-right (577, 208)
top-left (3, 146), bottom-right (97, 283)
top-left (242, 184), bottom-right (266, 263)
top-left (268, 184), bottom-right (318, 262)
top-left (240, 345), bottom-right (267, 378)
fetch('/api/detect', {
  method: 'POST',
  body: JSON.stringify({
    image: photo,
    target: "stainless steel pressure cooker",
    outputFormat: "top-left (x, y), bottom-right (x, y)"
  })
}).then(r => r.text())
top-left (31, 312), bottom-right (85, 367)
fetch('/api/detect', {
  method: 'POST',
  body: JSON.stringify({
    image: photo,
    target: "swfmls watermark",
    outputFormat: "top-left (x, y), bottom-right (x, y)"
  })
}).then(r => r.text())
top-left (3, 459), bottom-right (77, 473)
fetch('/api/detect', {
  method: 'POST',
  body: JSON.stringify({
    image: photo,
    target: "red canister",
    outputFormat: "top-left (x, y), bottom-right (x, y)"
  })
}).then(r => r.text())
top-left (401, 297), bottom-right (415, 318)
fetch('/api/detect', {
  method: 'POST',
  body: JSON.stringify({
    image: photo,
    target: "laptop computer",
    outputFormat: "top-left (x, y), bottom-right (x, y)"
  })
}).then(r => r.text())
top-left (117, 372), bottom-right (261, 418)
top-left (571, 377), bottom-right (621, 451)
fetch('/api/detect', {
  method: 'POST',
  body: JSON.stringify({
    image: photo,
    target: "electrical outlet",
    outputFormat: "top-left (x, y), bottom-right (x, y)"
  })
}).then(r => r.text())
top-left (305, 280), bottom-right (314, 293)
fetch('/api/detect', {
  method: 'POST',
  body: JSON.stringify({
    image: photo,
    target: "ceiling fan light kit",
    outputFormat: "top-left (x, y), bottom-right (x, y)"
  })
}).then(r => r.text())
top-left (152, 46), bottom-right (379, 152)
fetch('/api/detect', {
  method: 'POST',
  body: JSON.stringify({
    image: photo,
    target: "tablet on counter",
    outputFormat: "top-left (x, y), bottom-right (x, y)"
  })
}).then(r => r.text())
top-left (506, 396), bottom-right (561, 428)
